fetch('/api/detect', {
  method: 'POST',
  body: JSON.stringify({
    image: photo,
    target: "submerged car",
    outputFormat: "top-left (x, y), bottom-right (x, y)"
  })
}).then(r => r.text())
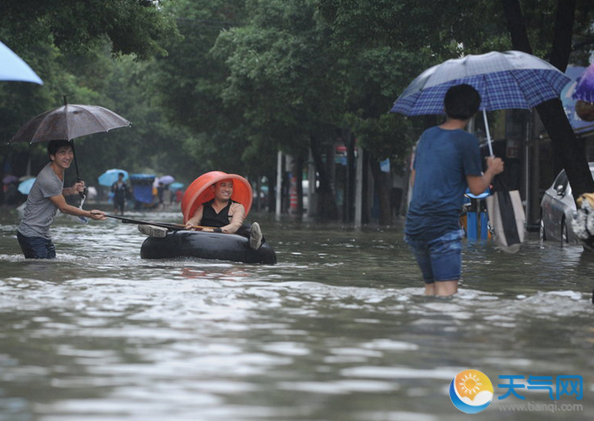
top-left (540, 162), bottom-right (594, 243)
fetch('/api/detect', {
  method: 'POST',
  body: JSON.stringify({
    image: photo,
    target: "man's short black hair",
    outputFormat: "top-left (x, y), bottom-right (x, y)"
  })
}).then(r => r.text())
top-left (48, 140), bottom-right (71, 156)
top-left (444, 84), bottom-right (481, 120)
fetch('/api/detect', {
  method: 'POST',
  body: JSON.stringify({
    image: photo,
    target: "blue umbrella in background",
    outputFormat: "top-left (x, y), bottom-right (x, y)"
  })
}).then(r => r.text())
top-left (0, 40), bottom-right (43, 84)
top-left (98, 169), bottom-right (129, 187)
top-left (18, 177), bottom-right (36, 195)
top-left (169, 182), bottom-right (184, 192)
top-left (572, 63), bottom-right (594, 103)
top-left (2, 174), bottom-right (18, 184)
top-left (571, 63), bottom-right (594, 122)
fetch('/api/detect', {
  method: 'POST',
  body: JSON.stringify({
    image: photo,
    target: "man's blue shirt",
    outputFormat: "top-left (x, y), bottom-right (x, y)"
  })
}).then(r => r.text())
top-left (405, 126), bottom-right (483, 241)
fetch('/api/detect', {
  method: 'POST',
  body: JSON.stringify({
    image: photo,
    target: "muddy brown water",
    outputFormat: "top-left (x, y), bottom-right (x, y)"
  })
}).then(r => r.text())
top-left (1, 209), bottom-right (593, 421)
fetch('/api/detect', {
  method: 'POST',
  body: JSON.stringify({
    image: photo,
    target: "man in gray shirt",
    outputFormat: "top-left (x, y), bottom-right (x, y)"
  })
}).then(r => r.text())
top-left (17, 140), bottom-right (106, 259)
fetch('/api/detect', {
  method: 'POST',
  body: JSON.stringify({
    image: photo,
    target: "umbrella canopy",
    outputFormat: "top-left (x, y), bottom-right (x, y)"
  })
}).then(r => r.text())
top-left (9, 102), bottom-right (131, 145)
top-left (0, 40), bottom-right (43, 84)
top-left (390, 51), bottom-right (555, 253)
top-left (571, 63), bottom-right (594, 122)
top-left (98, 169), bottom-right (129, 187)
top-left (3, 174), bottom-right (18, 184)
top-left (18, 177), bottom-right (36, 195)
top-left (158, 175), bottom-right (175, 185)
top-left (8, 99), bottom-right (131, 189)
top-left (169, 182), bottom-right (184, 192)
top-left (391, 50), bottom-right (571, 116)
top-left (572, 63), bottom-right (594, 103)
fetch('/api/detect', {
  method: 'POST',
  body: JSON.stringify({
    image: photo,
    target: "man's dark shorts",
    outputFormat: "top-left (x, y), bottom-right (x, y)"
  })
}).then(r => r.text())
top-left (17, 231), bottom-right (56, 259)
top-left (405, 229), bottom-right (464, 284)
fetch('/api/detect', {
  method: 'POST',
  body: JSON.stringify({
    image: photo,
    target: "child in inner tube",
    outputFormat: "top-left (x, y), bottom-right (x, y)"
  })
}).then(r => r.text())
top-left (139, 178), bottom-right (263, 250)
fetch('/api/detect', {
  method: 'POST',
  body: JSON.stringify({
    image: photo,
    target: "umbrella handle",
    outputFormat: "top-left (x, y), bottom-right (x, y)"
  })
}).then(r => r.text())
top-left (482, 109), bottom-right (494, 156)
top-left (69, 139), bottom-right (87, 199)
top-left (76, 177), bottom-right (87, 200)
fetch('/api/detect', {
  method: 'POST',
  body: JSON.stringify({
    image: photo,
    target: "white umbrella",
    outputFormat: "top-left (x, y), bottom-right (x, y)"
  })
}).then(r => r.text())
top-left (158, 175), bottom-right (175, 185)
top-left (0, 40), bottom-right (43, 84)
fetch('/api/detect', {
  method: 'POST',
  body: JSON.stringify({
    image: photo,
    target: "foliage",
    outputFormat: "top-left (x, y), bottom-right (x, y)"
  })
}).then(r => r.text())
top-left (2, 0), bottom-right (593, 217)
top-left (150, 0), bottom-right (249, 175)
top-left (317, 0), bottom-right (594, 156)
top-left (0, 0), bottom-right (184, 187)
top-left (318, 0), bottom-right (594, 61)
top-left (0, 0), bottom-right (179, 59)
top-left (212, 0), bottom-right (348, 160)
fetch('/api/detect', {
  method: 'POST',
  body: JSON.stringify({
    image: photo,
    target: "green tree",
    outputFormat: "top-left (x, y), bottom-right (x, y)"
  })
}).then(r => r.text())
top-left (214, 0), bottom-right (356, 219)
top-left (319, 0), bottom-right (594, 203)
top-left (0, 0), bottom-right (180, 196)
top-left (150, 0), bottom-right (248, 177)
top-left (500, 0), bottom-right (594, 199)
top-left (0, 0), bottom-right (177, 59)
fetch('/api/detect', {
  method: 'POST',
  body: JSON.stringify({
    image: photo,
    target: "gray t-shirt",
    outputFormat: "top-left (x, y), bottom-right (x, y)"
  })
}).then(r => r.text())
top-left (17, 163), bottom-right (64, 239)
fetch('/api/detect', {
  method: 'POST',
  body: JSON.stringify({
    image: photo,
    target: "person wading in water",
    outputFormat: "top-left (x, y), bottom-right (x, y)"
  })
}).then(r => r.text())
top-left (16, 140), bottom-right (107, 258)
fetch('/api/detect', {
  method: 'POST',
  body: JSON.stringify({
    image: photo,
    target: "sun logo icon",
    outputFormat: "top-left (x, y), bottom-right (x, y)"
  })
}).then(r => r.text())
top-left (449, 369), bottom-right (494, 414)
top-left (459, 372), bottom-right (482, 394)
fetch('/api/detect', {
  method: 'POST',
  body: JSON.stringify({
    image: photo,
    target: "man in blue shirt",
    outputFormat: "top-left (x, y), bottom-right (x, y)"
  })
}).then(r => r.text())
top-left (405, 84), bottom-right (504, 296)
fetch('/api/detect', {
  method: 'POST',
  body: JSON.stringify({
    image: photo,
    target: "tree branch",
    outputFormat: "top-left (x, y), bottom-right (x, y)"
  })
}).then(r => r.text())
top-left (500, 0), bottom-right (532, 53)
top-left (549, 0), bottom-right (576, 71)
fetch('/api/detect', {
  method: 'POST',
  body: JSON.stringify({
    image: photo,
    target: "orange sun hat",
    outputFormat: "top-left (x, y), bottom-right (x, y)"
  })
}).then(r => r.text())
top-left (181, 171), bottom-right (253, 223)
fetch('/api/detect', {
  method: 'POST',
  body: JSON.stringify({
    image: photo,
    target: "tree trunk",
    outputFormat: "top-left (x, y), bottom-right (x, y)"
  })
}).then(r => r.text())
top-left (536, 99), bottom-right (593, 196)
top-left (369, 156), bottom-right (392, 226)
top-left (362, 149), bottom-right (371, 224)
top-left (254, 176), bottom-right (261, 212)
top-left (293, 155), bottom-right (304, 219)
top-left (343, 128), bottom-right (356, 223)
top-left (267, 173), bottom-right (276, 213)
top-left (501, 0), bottom-right (594, 200)
top-left (309, 135), bottom-right (339, 220)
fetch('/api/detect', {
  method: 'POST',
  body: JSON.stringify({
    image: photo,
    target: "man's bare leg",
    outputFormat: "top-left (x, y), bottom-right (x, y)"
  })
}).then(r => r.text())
top-left (424, 283), bottom-right (436, 295)
top-left (435, 280), bottom-right (458, 297)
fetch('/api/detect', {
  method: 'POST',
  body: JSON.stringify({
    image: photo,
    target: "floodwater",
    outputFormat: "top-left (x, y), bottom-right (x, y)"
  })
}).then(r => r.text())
top-left (0, 208), bottom-right (593, 421)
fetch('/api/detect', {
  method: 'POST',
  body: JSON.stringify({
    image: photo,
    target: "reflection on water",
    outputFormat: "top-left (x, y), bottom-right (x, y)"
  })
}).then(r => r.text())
top-left (1, 209), bottom-right (593, 421)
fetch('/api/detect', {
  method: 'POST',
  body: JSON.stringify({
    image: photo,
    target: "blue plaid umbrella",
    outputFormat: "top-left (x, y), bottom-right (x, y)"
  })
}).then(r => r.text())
top-left (390, 51), bottom-right (571, 154)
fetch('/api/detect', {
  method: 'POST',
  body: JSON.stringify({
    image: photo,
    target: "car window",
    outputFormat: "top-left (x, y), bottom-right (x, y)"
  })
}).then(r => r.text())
top-left (561, 166), bottom-right (594, 198)
top-left (552, 170), bottom-right (568, 189)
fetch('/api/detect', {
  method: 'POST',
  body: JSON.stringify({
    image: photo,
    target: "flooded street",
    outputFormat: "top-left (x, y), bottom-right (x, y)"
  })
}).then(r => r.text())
top-left (1, 208), bottom-right (593, 421)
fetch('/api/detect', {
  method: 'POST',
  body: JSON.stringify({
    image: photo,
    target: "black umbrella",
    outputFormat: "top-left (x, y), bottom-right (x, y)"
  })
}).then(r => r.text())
top-left (9, 96), bottom-right (131, 195)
